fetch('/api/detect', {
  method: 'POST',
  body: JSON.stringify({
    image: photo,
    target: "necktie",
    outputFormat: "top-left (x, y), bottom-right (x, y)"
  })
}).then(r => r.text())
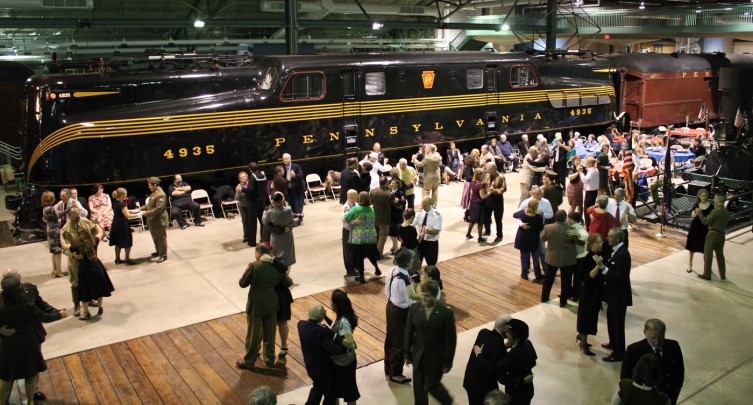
top-left (615, 204), bottom-right (621, 224)
top-left (654, 348), bottom-right (662, 358)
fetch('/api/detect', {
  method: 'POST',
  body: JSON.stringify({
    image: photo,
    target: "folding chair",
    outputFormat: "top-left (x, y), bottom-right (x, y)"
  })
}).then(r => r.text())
top-left (168, 196), bottom-right (192, 226)
top-left (305, 173), bottom-right (328, 203)
top-left (329, 184), bottom-right (341, 200)
top-left (127, 196), bottom-right (145, 231)
top-left (221, 199), bottom-right (241, 218)
top-left (190, 189), bottom-right (215, 219)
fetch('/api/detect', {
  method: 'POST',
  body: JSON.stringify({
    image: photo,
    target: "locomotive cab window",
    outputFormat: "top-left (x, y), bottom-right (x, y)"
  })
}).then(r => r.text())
top-left (510, 65), bottom-right (539, 88)
top-left (365, 72), bottom-right (386, 96)
top-left (467, 69), bottom-right (483, 89)
top-left (280, 71), bottom-right (325, 101)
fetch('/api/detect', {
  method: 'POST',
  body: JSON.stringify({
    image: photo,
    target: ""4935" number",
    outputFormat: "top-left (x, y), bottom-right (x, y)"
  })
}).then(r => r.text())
top-left (164, 145), bottom-right (215, 159)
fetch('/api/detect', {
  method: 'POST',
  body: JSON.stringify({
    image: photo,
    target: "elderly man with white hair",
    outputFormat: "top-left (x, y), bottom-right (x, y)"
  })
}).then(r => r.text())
top-left (463, 314), bottom-right (513, 405)
top-left (297, 304), bottom-right (347, 404)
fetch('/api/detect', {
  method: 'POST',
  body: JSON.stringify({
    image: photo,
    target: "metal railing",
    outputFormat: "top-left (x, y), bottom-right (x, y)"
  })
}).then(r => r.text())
top-left (0, 140), bottom-right (22, 166)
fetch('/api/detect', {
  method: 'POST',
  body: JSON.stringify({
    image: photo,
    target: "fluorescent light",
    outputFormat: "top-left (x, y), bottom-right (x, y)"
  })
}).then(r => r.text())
top-left (501, 24), bottom-right (510, 31)
top-left (639, 2), bottom-right (645, 9)
top-left (194, 19), bottom-right (205, 28)
top-left (372, 22), bottom-right (383, 30)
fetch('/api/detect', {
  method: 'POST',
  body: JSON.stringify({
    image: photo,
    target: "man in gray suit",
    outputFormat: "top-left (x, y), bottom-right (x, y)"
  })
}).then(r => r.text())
top-left (405, 280), bottom-right (456, 405)
top-left (370, 177), bottom-right (398, 257)
top-left (540, 210), bottom-right (584, 307)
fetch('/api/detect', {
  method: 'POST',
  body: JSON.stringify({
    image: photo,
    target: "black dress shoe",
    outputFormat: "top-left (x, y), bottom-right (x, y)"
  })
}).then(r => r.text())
top-left (375, 268), bottom-right (382, 276)
top-left (181, 224), bottom-right (189, 230)
top-left (156, 256), bottom-right (167, 263)
top-left (114, 259), bottom-right (123, 265)
top-left (602, 354), bottom-right (623, 362)
top-left (355, 276), bottom-right (365, 284)
top-left (242, 238), bottom-right (249, 243)
top-left (532, 278), bottom-right (544, 284)
top-left (494, 236), bottom-right (503, 243)
top-left (698, 274), bottom-right (711, 281)
top-left (195, 223), bottom-right (205, 227)
top-left (579, 345), bottom-right (596, 356)
top-left (33, 391), bottom-right (47, 400)
top-left (236, 360), bottom-right (255, 371)
top-left (601, 343), bottom-right (613, 350)
top-left (151, 252), bottom-right (160, 257)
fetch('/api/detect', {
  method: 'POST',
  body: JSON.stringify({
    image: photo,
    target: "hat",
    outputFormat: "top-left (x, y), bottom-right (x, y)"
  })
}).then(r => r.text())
top-left (393, 247), bottom-right (414, 267)
top-left (147, 176), bottom-right (161, 185)
top-left (658, 126), bottom-right (667, 132)
top-left (508, 318), bottom-right (529, 341)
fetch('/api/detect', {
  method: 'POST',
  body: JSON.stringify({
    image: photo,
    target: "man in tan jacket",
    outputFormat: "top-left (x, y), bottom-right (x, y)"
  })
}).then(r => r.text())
top-left (412, 144), bottom-right (442, 208)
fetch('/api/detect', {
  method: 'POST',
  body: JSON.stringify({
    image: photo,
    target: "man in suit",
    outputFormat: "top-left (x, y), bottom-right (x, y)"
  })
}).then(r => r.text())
top-left (405, 280), bottom-right (456, 405)
top-left (598, 227), bottom-right (633, 362)
top-left (370, 177), bottom-right (398, 257)
top-left (463, 314), bottom-right (511, 405)
top-left (238, 162), bottom-right (268, 247)
top-left (550, 134), bottom-right (569, 188)
top-left (339, 158), bottom-right (362, 204)
top-left (540, 210), bottom-right (583, 307)
top-left (298, 304), bottom-right (347, 405)
top-left (1, 269), bottom-right (67, 402)
top-left (282, 153), bottom-right (306, 226)
top-left (621, 319), bottom-right (685, 405)
top-left (412, 143), bottom-right (442, 208)
top-left (237, 243), bottom-right (286, 371)
top-left (518, 134), bottom-right (530, 157)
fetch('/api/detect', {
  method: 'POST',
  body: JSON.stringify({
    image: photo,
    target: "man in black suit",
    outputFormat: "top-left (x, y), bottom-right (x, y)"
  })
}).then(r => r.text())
top-left (405, 280), bottom-right (456, 405)
top-left (621, 319), bottom-right (684, 405)
top-left (550, 134), bottom-right (569, 188)
top-left (463, 314), bottom-right (511, 405)
top-left (518, 134), bottom-right (530, 157)
top-left (339, 157), bottom-right (361, 204)
top-left (598, 227), bottom-right (632, 362)
top-left (297, 304), bottom-right (347, 405)
top-left (282, 153), bottom-right (306, 226)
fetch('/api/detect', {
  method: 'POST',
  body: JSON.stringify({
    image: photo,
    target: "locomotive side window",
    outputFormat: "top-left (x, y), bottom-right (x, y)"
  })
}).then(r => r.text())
top-left (510, 66), bottom-right (539, 88)
top-left (365, 72), bottom-right (386, 95)
top-left (467, 69), bottom-right (483, 89)
top-left (280, 72), bottom-right (325, 101)
top-left (342, 71), bottom-right (355, 98)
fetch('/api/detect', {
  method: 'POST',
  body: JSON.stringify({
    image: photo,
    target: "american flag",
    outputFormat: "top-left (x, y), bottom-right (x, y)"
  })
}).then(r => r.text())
top-left (734, 107), bottom-right (748, 129)
top-left (698, 103), bottom-right (708, 122)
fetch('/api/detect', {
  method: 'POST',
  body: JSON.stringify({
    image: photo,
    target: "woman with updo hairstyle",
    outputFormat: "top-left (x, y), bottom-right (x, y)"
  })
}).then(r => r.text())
top-left (343, 191), bottom-right (381, 283)
top-left (262, 192), bottom-right (296, 275)
top-left (41, 190), bottom-right (64, 278)
top-left (71, 229), bottom-right (115, 320)
top-left (466, 167), bottom-right (488, 242)
top-left (613, 354), bottom-right (670, 405)
top-left (109, 188), bottom-right (141, 265)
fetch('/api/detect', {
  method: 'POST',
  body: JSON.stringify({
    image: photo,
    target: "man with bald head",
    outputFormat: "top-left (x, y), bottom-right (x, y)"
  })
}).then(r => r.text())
top-left (463, 314), bottom-right (512, 405)
top-left (298, 304), bottom-right (347, 405)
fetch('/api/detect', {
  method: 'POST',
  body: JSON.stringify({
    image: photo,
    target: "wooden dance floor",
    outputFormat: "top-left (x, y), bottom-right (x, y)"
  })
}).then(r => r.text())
top-left (21, 223), bottom-right (686, 404)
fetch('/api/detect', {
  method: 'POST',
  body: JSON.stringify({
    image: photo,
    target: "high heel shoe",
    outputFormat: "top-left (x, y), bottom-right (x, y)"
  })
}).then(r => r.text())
top-left (114, 259), bottom-right (123, 265)
top-left (576, 335), bottom-right (592, 347)
top-left (579, 344), bottom-right (596, 356)
top-left (78, 312), bottom-right (91, 321)
top-left (278, 347), bottom-right (288, 365)
top-left (686, 268), bottom-right (693, 273)
top-left (97, 307), bottom-right (103, 317)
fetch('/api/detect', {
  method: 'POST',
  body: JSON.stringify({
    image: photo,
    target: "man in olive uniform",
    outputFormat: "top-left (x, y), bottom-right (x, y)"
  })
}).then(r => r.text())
top-left (142, 176), bottom-right (169, 263)
top-left (237, 243), bottom-right (289, 370)
top-left (59, 206), bottom-right (103, 317)
top-left (698, 191), bottom-right (731, 281)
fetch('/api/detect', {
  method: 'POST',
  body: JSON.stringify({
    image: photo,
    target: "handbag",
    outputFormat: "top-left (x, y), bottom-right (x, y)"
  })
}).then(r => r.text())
top-left (331, 348), bottom-right (356, 367)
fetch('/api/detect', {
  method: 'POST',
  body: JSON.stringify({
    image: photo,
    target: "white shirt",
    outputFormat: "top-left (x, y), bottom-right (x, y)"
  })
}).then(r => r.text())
top-left (606, 199), bottom-right (635, 229)
top-left (412, 208), bottom-right (442, 242)
top-left (384, 266), bottom-right (415, 309)
top-left (517, 197), bottom-right (554, 225)
top-left (572, 223), bottom-right (589, 258)
top-left (368, 171), bottom-right (379, 191)
top-left (580, 167), bottom-right (600, 192)
top-left (342, 200), bottom-right (355, 230)
top-left (480, 152), bottom-right (494, 166)
top-left (602, 242), bottom-right (624, 275)
top-left (53, 198), bottom-right (88, 219)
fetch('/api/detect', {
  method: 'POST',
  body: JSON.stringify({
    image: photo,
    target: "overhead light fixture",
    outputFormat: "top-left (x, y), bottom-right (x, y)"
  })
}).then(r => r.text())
top-left (372, 22), bottom-right (383, 30)
top-left (194, 19), bottom-right (206, 28)
top-left (501, 23), bottom-right (510, 31)
top-left (695, 8), bottom-right (701, 14)
top-left (639, 2), bottom-right (645, 9)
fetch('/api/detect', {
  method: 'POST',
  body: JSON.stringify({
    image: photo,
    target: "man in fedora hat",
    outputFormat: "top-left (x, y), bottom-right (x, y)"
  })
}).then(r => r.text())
top-left (384, 248), bottom-right (419, 384)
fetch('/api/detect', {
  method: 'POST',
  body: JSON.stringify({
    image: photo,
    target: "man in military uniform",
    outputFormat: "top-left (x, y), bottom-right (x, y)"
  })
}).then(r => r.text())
top-left (142, 176), bottom-right (169, 263)
top-left (237, 243), bottom-right (288, 370)
top-left (59, 206), bottom-right (103, 317)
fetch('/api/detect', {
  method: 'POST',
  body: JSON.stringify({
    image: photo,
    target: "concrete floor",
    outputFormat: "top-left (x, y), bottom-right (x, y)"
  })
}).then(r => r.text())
top-left (2, 176), bottom-right (753, 404)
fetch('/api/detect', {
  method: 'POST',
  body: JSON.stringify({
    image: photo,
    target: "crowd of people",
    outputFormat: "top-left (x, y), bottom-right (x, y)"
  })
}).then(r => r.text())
top-left (3, 127), bottom-right (734, 405)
